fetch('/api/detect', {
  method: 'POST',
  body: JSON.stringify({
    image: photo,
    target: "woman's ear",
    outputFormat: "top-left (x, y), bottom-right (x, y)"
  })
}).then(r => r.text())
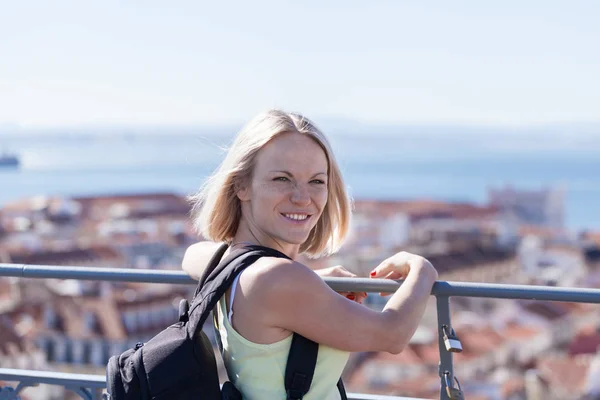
top-left (236, 184), bottom-right (250, 202)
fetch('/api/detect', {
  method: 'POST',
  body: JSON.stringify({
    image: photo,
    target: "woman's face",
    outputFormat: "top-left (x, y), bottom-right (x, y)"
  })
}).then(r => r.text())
top-left (237, 132), bottom-right (329, 253)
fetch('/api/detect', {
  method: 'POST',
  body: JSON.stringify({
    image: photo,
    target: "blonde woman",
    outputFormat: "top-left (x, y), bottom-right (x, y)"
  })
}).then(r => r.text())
top-left (183, 110), bottom-right (438, 399)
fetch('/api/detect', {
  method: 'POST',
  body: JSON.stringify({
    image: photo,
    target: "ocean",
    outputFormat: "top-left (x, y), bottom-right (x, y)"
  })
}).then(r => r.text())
top-left (2, 130), bottom-right (599, 231)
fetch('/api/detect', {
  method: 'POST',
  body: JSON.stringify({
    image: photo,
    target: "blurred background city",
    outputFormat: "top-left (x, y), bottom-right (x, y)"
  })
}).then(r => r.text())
top-left (1, 1), bottom-right (600, 399)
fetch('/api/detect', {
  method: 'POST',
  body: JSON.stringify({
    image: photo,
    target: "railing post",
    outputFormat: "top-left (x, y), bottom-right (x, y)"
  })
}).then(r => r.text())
top-left (436, 296), bottom-right (454, 400)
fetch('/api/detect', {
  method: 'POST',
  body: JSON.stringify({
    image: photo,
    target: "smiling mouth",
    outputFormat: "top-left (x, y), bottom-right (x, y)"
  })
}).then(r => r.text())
top-left (281, 213), bottom-right (311, 222)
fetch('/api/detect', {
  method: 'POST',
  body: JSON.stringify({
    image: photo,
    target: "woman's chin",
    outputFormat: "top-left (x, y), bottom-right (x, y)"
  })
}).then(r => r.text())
top-left (276, 234), bottom-right (310, 247)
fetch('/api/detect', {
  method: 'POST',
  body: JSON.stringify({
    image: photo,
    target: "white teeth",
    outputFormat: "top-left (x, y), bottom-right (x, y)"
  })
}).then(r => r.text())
top-left (284, 213), bottom-right (308, 221)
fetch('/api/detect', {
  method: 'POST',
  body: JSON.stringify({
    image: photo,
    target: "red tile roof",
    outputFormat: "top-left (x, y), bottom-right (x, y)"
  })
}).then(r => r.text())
top-left (519, 300), bottom-right (570, 320)
top-left (0, 318), bottom-right (25, 354)
top-left (0, 278), bottom-right (14, 303)
top-left (73, 193), bottom-right (190, 220)
top-left (582, 232), bottom-right (600, 247)
top-left (568, 332), bottom-right (600, 356)
top-left (5, 283), bottom-right (190, 342)
top-left (537, 354), bottom-right (592, 395)
top-left (502, 324), bottom-right (541, 341)
top-left (8, 246), bottom-right (124, 265)
top-left (354, 199), bottom-right (499, 222)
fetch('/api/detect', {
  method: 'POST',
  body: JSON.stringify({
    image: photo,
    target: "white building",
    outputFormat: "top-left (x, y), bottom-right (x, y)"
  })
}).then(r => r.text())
top-left (488, 185), bottom-right (565, 229)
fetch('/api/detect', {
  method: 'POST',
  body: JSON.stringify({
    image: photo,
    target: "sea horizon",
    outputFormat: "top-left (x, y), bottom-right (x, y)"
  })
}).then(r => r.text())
top-left (3, 128), bottom-right (599, 232)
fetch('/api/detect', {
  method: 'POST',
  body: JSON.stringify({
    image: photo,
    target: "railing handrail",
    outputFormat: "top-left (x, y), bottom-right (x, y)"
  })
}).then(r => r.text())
top-left (0, 368), bottom-right (105, 388)
top-left (2, 263), bottom-right (600, 303)
top-left (0, 368), bottom-right (421, 400)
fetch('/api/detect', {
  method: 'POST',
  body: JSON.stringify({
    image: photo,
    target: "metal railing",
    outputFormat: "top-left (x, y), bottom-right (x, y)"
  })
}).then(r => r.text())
top-left (0, 367), bottom-right (422, 400)
top-left (0, 368), bottom-right (105, 400)
top-left (2, 263), bottom-right (600, 400)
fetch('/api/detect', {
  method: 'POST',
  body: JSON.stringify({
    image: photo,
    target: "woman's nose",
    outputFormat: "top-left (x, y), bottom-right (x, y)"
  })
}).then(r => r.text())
top-left (290, 184), bottom-right (311, 206)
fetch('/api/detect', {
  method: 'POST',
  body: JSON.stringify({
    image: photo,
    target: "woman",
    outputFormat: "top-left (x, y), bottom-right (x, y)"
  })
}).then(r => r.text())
top-left (182, 109), bottom-right (438, 399)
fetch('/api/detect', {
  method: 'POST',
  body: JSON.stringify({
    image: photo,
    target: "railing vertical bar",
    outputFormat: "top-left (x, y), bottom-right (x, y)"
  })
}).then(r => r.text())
top-left (13, 382), bottom-right (29, 394)
top-left (436, 296), bottom-right (453, 400)
top-left (71, 387), bottom-right (93, 400)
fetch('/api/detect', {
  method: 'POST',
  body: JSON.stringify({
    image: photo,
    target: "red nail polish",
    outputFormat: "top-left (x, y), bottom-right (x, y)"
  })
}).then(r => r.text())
top-left (347, 295), bottom-right (355, 300)
top-left (370, 271), bottom-right (376, 277)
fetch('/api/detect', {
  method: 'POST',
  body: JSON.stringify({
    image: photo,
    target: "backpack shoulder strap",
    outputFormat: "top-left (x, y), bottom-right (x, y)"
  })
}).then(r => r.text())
top-left (285, 333), bottom-right (318, 400)
top-left (285, 334), bottom-right (348, 400)
top-left (193, 242), bottom-right (229, 298)
top-left (186, 245), bottom-right (290, 336)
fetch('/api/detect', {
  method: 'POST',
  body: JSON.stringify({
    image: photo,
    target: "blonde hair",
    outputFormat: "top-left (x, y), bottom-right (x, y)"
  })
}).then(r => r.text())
top-left (189, 109), bottom-right (352, 258)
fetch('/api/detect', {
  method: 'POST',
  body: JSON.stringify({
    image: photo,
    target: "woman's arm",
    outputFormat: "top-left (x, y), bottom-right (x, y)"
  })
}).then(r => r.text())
top-left (370, 252), bottom-right (438, 352)
top-left (244, 252), bottom-right (437, 355)
top-left (184, 243), bottom-right (436, 354)
top-left (183, 242), bottom-right (367, 303)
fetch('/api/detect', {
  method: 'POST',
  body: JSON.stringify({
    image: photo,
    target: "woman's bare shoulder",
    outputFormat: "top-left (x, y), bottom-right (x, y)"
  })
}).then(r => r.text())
top-left (182, 241), bottom-right (224, 280)
top-left (242, 256), bottom-right (322, 296)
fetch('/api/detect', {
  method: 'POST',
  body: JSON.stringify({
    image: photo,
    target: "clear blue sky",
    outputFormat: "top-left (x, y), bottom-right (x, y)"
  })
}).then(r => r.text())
top-left (1, 0), bottom-right (599, 128)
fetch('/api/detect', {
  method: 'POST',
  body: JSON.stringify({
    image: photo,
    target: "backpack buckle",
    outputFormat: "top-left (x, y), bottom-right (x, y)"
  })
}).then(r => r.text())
top-left (286, 389), bottom-right (304, 400)
top-left (286, 372), bottom-right (308, 400)
top-left (178, 299), bottom-right (189, 323)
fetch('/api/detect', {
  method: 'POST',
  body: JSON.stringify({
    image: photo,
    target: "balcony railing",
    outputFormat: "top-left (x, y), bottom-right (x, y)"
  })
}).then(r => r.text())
top-left (2, 262), bottom-right (600, 400)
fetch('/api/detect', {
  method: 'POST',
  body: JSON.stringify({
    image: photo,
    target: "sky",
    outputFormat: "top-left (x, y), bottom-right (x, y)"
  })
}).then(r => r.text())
top-left (1, 0), bottom-right (599, 129)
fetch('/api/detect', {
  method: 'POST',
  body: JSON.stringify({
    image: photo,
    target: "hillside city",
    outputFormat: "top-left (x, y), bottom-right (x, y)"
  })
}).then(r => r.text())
top-left (1, 186), bottom-right (600, 400)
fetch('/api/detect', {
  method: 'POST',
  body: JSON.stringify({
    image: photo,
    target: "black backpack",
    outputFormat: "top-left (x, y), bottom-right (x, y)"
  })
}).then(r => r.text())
top-left (106, 244), bottom-right (348, 400)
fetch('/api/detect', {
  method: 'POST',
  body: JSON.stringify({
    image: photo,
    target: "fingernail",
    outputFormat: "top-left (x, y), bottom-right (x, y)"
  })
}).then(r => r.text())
top-left (370, 271), bottom-right (376, 277)
top-left (347, 295), bottom-right (356, 300)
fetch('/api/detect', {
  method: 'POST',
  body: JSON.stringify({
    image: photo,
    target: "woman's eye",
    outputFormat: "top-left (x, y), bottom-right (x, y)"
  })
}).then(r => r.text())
top-left (274, 176), bottom-right (289, 182)
top-left (311, 179), bottom-right (326, 185)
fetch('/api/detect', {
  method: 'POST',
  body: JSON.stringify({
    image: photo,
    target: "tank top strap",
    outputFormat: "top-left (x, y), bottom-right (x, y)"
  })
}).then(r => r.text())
top-left (228, 270), bottom-right (244, 324)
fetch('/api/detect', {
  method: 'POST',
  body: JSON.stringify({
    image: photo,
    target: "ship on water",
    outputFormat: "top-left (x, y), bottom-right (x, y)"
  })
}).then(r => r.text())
top-left (0, 152), bottom-right (20, 168)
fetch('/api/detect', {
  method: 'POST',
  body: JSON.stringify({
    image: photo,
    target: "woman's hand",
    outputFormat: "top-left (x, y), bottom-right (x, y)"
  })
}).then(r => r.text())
top-left (369, 251), bottom-right (438, 296)
top-left (314, 265), bottom-right (368, 304)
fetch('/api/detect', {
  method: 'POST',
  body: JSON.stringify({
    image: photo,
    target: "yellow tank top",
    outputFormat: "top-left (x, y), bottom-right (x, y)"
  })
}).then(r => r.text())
top-left (214, 277), bottom-right (350, 400)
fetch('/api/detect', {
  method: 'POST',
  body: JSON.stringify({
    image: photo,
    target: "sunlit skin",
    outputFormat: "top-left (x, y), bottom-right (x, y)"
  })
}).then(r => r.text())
top-left (234, 132), bottom-right (329, 260)
top-left (183, 129), bottom-right (438, 351)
